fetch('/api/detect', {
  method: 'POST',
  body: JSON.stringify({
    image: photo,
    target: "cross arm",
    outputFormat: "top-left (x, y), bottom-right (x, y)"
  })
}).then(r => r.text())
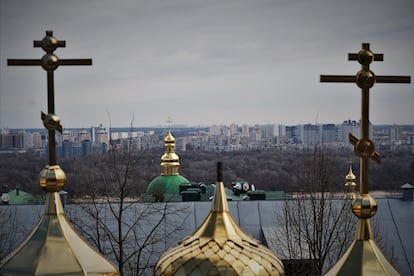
top-left (8, 59), bottom-right (42, 66)
top-left (59, 59), bottom-right (92, 66)
top-left (349, 53), bottom-right (383, 61)
top-left (8, 58), bottom-right (92, 67)
top-left (34, 40), bottom-right (65, 48)
top-left (376, 76), bottom-right (411, 83)
top-left (320, 75), bottom-right (355, 83)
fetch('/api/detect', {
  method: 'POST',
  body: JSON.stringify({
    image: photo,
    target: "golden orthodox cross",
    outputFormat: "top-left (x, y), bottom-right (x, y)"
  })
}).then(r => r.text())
top-left (8, 31), bottom-right (92, 165)
top-left (320, 43), bottom-right (411, 195)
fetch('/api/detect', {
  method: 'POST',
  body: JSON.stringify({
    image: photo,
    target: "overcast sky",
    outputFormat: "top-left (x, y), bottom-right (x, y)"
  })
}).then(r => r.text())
top-left (0, 0), bottom-right (413, 128)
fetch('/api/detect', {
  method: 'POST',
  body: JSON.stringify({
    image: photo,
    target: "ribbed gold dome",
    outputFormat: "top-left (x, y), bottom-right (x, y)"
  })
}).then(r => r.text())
top-left (155, 162), bottom-right (284, 275)
top-left (0, 193), bottom-right (119, 275)
top-left (325, 218), bottom-right (400, 275)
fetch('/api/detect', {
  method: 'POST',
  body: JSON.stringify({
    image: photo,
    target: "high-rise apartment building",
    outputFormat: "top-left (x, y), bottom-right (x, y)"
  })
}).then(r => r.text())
top-left (32, 132), bottom-right (42, 149)
top-left (62, 140), bottom-right (73, 158)
top-left (0, 132), bottom-right (24, 150)
top-left (302, 124), bottom-right (321, 145)
top-left (81, 139), bottom-right (92, 156)
top-left (62, 130), bottom-right (73, 142)
top-left (229, 123), bottom-right (238, 135)
top-left (339, 120), bottom-right (359, 143)
top-left (78, 129), bottom-right (90, 142)
top-left (322, 124), bottom-right (338, 143)
top-left (390, 124), bottom-right (401, 144)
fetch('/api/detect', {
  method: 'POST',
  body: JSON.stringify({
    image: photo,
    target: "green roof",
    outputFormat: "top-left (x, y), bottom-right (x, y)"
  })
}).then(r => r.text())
top-left (5, 189), bottom-right (44, 205)
top-left (146, 175), bottom-right (189, 194)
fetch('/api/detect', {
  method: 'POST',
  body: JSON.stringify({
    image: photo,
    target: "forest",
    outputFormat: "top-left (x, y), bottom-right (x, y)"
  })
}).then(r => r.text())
top-left (0, 145), bottom-right (412, 199)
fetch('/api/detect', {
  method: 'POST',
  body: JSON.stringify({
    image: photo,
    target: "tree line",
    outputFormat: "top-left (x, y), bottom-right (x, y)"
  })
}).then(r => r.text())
top-left (0, 146), bottom-right (412, 198)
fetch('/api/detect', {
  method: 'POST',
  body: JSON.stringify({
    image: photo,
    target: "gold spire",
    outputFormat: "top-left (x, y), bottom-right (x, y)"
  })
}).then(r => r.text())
top-left (344, 163), bottom-right (357, 200)
top-left (155, 162), bottom-right (285, 275)
top-left (0, 31), bottom-right (119, 275)
top-left (321, 43), bottom-right (409, 275)
top-left (161, 130), bottom-right (180, 175)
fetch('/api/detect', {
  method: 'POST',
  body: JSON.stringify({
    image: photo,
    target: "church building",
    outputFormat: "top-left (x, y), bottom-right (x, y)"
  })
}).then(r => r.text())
top-left (145, 130), bottom-right (190, 201)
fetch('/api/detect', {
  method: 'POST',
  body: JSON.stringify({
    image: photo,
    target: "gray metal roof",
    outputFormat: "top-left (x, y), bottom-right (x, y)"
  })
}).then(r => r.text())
top-left (1, 198), bottom-right (412, 275)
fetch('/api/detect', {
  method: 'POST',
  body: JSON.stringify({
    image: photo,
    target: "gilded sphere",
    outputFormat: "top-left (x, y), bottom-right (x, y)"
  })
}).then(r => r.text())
top-left (352, 194), bottom-right (377, 218)
top-left (355, 139), bottom-right (375, 158)
top-left (41, 54), bottom-right (59, 71)
top-left (356, 70), bottom-right (375, 89)
top-left (358, 49), bottom-right (374, 65)
top-left (42, 113), bottom-right (61, 131)
top-left (41, 34), bottom-right (59, 53)
top-left (39, 165), bottom-right (66, 192)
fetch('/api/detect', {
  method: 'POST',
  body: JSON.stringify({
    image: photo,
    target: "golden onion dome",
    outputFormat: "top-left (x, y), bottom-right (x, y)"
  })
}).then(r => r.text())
top-left (155, 162), bottom-right (284, 275)
top-left (164, 130), bottom-right (175, 143)
top-left (345, 164), bottom-right (356, 181)
top-left (0, 192), bottom-right (119, 275)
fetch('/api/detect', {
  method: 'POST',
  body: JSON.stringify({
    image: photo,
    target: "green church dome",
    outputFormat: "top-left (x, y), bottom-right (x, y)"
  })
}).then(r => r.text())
top-left (146, 130), bottom-right (190, 200)
top-left (147, 175), bottom-right (189, 194)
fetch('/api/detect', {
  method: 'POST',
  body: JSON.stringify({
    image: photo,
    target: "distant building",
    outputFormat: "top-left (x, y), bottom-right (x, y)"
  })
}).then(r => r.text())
top-left (62, 130), bottom-right (73, 142)
top-left (0, 132), bottom-right (24, 150)
top-left (78, 129), bottom-right (90, 142)
top-left (62, 140), bottom-right (73, 158)
top-left (32, 132), bottom-right (42, 149)
top-left (340, 120), bottom-right (359, 143)
top-left (322, 124), bottom-right (338, 143)
top-left (81, 139), bottom-right (92, 156)
top-left (303, 124), bottom-right (321, 145)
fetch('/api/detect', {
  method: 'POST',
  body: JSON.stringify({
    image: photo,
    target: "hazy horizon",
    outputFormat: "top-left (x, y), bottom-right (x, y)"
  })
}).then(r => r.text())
top-left (1, 0), bottom-right (413, 129)
top-left (3, 121), bottom-right (414, 132)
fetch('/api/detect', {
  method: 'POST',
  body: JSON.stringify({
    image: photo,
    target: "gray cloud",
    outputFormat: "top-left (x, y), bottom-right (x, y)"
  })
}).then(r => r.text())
top-left (1, 0), bottom-right (413, 128)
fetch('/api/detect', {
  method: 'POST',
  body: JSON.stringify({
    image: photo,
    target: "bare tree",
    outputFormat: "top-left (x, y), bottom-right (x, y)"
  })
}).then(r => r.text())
top-left (0, 206), bottom-right (18, 260)
top-left (273, 145), bottom-right (356, 276)
top-left (67, 122), bottom-right (189, 275)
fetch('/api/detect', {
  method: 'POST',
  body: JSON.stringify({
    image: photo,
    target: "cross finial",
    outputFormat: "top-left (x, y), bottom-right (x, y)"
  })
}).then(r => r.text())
top-left (321, 43), bottom-right (410, 194)
top-left (166, 116), bottom-right (173, 130)
top-left (320, 43), bottom-right (411, 229)
top-left (7, 31), bottom-right (92, 166)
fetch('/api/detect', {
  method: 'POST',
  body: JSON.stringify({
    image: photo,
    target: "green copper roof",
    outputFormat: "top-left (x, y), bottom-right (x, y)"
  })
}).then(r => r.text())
top-left (147, 175), bottom-right (189, 194)
top-left (4, 189), bottom-right (44, 205)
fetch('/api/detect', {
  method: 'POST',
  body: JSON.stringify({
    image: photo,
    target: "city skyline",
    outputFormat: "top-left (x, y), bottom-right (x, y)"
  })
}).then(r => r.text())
top-left (0, 0), bottom-right (413, 129)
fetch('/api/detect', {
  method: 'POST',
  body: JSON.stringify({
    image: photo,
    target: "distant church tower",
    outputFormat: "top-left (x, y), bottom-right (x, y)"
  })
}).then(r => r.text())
top-left (146, 130), bottom-right (189, 201)
top-left (344, 163), bottom-right (357, 199)
top-left (161, 130), bottom-right (180, 175)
